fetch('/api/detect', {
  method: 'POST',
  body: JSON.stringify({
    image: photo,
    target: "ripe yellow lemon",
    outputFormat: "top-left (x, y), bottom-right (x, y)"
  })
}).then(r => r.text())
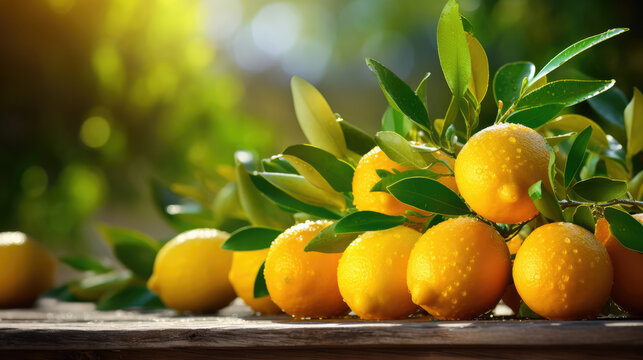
top-left (513, 222), bottom-right (612, 320)
top-left (352, 146), bottom-right (457, 221)
top-left (455, 123), bottom-right (550, 224)
top-left (147, 229), bottom-right (235, 314)
top-left (228, 249), bottom-right (281, 315)
top-left (337, 226), bottom-right (421, 320)
top-left (0, 232), bottom-right (56, 308)
top-left (264, 220), bottom-right (348, 318)
top-left (407, 217), bottom-right (511, 320)
top-left (596, 214), bottom-right (643, 316)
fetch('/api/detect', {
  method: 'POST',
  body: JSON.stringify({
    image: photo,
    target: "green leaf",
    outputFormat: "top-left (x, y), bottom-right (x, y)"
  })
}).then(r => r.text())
top-left (68, 271), bottom-right (133, 301)
top-left (466, 34), bottom-right (488, 103)
top-left (249, 174), bottom-right (341, 220)
top-left (97, 225), bottom-right (159, 279)
top-left (337, 118), bottom-right (376, 156)
top-left (517, 80), bottom-right (615, 110)
top-left (564, 126), bottom-right (593, 187)
top-left (572, 177), bottom-right (628, 202)
top-left (518, 301), bottom-right (543, 319)
top-left (588, 86), bottom-right (628, 128)
top-left (375, 131), bottom-right (427, 169)
top-left (493, 61), bottom-right (535, 111)
top-left (547, 151), bottom-right (559, 199)
top-left (235, 152), bottom-right (293, 229)
top-left (259, 172), bottom-right (346, 210)
top-left (150, 179), bottom-right (202, 232)
top-left (304, 222), bottom-right (360, 253)
top-left (604, 208), bottom-right (643, 253)
top-left (539, 114), bottom-right (609, 150)
top-left (381, 106), bottom-right (413, 138)
top-left (221, 227), bottom-right (282, 251)
top-left (460, 15), bottom-right (473, 34)
top-left (572, 205), bottom-right (595, 233)
top-left (624, 87), bottom-right (643, 166)
top-left (416, 72), bottom-right (431, 110)
top-left (291, 76), bottom-right (347, 158)
top-left (61, 256), bottom-right (112, 274)
top-left (544, 132), bottom-right (575, 147)
top-left (506, 103), bottom-right (565, 128)
top-left (253, 261), bottom-right (269, 298)
top-left (262, 157), bottom-right (298, 174)
top-left (528, 181), bottom-right (564, 222)
top-left (365, 58), bottom-right (430, 130)
top-left (425, 214), bottom-right (445, 231)
top-left (371, 169), bottom-right (443, 193)
top-left (437, 0), bottom-right (471, 99)
top-left (334, 211), bottom-right (406, 233)
top-left (96, 285), bottom-right (162, 311)
top-left (387, 177), bottom-right (470, 215)
top-left (212, 182), bottom-right (246, 225)
top-left (282, 144), bottom-right (355, 193)
top-left (530, 28), bottom-right (628, 85)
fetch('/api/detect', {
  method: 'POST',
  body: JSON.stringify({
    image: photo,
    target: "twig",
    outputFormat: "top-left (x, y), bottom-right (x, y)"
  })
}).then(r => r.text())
top-left (559, 199), bottom-right (643, 209)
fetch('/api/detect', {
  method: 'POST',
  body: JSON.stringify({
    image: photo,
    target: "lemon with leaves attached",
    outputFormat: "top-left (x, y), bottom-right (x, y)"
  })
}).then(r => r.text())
top-left (0, 232), bottom-right (56, 308)
top-left (264, 220), bottom-right (348, 318)
top-left (407, 217), bottom-right (511, 320)
top-left (228, 249), bottom-right (281, 315)
top-left (455, 123), bottom-right (550, 224)
top-left (147, 229), bottom-right (235, 314)
top-left (337, 226), bottom-right (421, 320)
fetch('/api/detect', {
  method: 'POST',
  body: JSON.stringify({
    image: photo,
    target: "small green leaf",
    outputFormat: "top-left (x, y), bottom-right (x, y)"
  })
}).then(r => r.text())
top-left (260, 172), bottom-right (346, 210)
top-left (381, 106), bottom-right (413, 138)
top-left (572, 177), bottom-right (628, 202)
top-left (416, 72), bottom-right (431, 110)
top-left (460, 15), bottom-right (473, 34)
top-left (283, 144), bottom-right (355, 193)
top-left (68, 271), bottom-right (133, 301)
top-left (96, 285), bottom-right (162, 311)
top-left (262, 157), bottom-right (298, 174)
top-left (222, 227), bottom-right (282, 251)
top-left (506, 103), bottom-right (565, 128)
top-left (304, 222), bottom-right (360, 253)
top-left (588, 86), bottom-right (628, 128)
top-left (466, 33), bottom-right (489, 103)
top-left (545, 132), bottom-right (576, 147)
top-left (624, 87), bottom-right (643, 167)
top-left (334, 211), bottom-right (406, 233)
top-left (150, 179), bottom-right (202, 232)
top-left (97, 225), bottom-right (160, 279)
top-left (572, 205), bottom-right (595, 233)
top-left (249, 174), bottom-right (341, 220)
top-left (437, 0), bottom-right (471, 99)
top-left (371, 169), bottom-right (443, 193)
top-left (604, 208), bottom-right (643, 253)
top-left (530, 28), bottom-right (628, 85)
top-left (564, 126), bottom-right (593, 187)
top-left (493, 61), bottom-right (535, 111)
top-left (539, 114), bottom-right (609, 150)
top-left (337, 118), bottom-right (377, 156)
top-left (528, 181), bottom-right (564, 222)
top-left (517, 80), bottom-right (615, 110)
top-left (425, 214), bottom-right (445, 231)
top-left (518, 301), bottom-right (543, 319)
top-left (375, 131), bottom-right (427, 169)
top-left (61, 256), bottom-right (112, 274)
top-left (547, 151), bottom-right (559, 199)
top-left (366, 58), bottom-right (430, 130)
top-left (253, 261), bottom-right (269, 298)
top-left (387, 177), bottom-right (470, 215)
top-left (291, 76), bottom-right (347, 158)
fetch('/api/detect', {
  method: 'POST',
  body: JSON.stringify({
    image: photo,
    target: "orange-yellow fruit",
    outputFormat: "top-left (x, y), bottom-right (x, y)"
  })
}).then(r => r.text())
top-left (228, 249), bottom-right (282, 315)
top-left (455, 123), bottom-right (550, 224)
top-left (407, 217), bottom-right (511, 320)
top-left (264, 221), bottom-right (348, 318)
top-left (337, 226), bottom-right (421, 320)
top-left (596, 214), bottom-right (643, 316)
top-left (352, 146), bottom-right (457, 221)
top-left (0, 232), bottom-right (56, 308)
top-left (513, 222), bottom-right (612, 320)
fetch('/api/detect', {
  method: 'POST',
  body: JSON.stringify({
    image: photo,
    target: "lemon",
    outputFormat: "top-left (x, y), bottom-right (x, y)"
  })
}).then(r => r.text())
top-left (228, 249), bottom-right (281, 315)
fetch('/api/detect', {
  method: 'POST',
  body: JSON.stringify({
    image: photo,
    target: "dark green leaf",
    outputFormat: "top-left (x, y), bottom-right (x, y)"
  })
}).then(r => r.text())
top-left (461, 15), bottom-right (473, 34)
top-left (572, 205), bottom-right (595, 233)
top-left (493, 61), bottom-right (535, 111)
top-left (338, 118), bottom-right (376, 156)
top-left (425, 214), bottom-right (445, 231)
top-left (572, 177), bottom-right (628, 202)
top-left (366, 58), bottom-right (430, 130)
top-left (517, 80), bottom-right (615, 110)
top-left (387, 177), bottom-right (470, 215)
top-left (282, 144), bottom-right (355, 192)
top-left (61, 256), bottom-right (112, 274)
top-left (604, 208), bottom-right (643, 253)
top-left (334, 211), bottom-right (407, 233)
top-left (530, 28), bottom-right (628, 85)
top-left (150, 179), bottom-right (201, 232)
top-left (564, 126), bottom-right (593, 187)
top-left (222, 227), bottom-right (282, 251)
top-left (253, 261), bottom-right (269, 298)
top-left (375, 131), bottom-right (427, 169)
top-left (528, 181), bottom-right (564, 222)
top-left (588, 86), bottom-right (628, 128)
top-left (518, 302), bottom-right (543, 319)
top-left (304, 222), bottom-right (360, 253)
top-left (381, 106), bottom-right (413, 138)
top-left (96, 285), bottom-right (162, 311)
top-left (506, 103), bottom-right (565, 128)
top-left (437, 0), bottom-right (471, 99)
top-left (97, 225), bottom-right (159, 279)
top-left (371, 169), bottom-right (443, 193)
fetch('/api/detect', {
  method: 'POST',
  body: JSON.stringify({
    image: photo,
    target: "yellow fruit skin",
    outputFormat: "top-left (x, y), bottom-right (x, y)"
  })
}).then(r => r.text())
top-left (228, 249), bottom-right (281, 315)
top-left (337, 226), bottom-right (421, 320)
top-left (147, 229), bottom-right (235, 314)
top-left (407, 218), bottom-right (510, 320)
top-left (264, 220), bottom-right (348, 318)
top-left (353, 146), bottom-right (457, 221)
top-left (455, 123), bottom-right (550, 224)
top-left (513, 222), bottom-right (612, 320)
top-left (0, 232), bottom-right (56, 308)
top-left (596, 214), bottom-right (643, 316)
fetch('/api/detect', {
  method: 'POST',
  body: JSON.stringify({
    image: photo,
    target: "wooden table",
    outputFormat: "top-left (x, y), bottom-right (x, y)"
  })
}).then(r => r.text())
top-left (1, 299), bottom-right (642, 359)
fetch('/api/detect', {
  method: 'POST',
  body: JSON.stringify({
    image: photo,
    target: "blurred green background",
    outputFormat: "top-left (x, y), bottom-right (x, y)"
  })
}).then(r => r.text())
top-left (1, 0), bottom-right (641, 256)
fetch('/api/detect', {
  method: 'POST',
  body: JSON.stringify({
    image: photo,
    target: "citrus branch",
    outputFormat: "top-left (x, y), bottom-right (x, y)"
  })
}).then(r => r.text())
top-left (559, 199), bottom-right (643, 209)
